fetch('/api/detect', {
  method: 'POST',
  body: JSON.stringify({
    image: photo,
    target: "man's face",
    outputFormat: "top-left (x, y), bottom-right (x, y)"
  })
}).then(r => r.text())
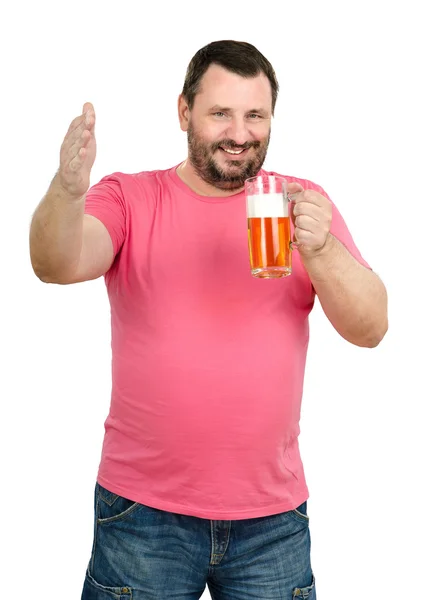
top-left (183, 65), bottom-right (272, 190)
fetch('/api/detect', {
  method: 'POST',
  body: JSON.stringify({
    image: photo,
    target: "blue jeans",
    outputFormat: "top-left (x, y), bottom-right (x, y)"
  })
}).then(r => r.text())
top-left (81, 482), bottom-right (316, 599)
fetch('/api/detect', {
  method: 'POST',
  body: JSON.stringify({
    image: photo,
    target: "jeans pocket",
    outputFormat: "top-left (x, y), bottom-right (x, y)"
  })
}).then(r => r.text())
top-left (292, 500), bottom-right (310, 522)
top-left (96, 482), bottom-right (142, 524)
top-left (82, 568), bottom-right (132, 599)
top-left (293, 574), bottom-right (316, 599)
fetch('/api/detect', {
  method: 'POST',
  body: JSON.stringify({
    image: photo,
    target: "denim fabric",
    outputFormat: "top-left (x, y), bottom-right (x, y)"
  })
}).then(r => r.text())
top-left (81, 482), bottom-right (316, 599)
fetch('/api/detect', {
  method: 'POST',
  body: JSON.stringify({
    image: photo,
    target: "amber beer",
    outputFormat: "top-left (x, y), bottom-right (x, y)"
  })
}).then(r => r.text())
top-left (245, 176), bottom-right (292, 278)
top-left (248, 216), bottom-right (291, 276)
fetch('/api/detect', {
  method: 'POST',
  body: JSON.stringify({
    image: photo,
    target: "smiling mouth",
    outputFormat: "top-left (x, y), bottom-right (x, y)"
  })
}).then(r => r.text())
top-left (219, 147), bottom-right (248, 156)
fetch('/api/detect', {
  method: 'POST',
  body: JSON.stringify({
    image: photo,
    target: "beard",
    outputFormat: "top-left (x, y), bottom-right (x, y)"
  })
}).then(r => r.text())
top-left (187, 123), bottom-right (270, 191)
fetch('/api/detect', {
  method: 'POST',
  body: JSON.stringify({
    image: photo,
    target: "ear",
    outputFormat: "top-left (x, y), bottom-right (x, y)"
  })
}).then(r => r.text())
top-left (178, 94), bottom-right (190, 132)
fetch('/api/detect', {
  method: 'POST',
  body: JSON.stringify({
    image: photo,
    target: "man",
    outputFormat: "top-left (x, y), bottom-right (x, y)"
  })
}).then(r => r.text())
top-left (30, 40), bottom-right (387, 600)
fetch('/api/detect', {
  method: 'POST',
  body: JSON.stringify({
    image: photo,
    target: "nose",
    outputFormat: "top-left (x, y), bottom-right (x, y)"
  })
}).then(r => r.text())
top-left (225, 118), bottom-right (252, 146)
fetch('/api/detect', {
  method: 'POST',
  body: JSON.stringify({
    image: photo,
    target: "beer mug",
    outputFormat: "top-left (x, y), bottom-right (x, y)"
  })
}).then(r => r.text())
top-left (245, 175), bottom-right (292, 278)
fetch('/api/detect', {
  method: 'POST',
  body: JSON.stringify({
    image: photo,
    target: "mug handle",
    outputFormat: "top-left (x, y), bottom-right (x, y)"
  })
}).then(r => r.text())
top-left (287, 193), bottom-right (301, 250)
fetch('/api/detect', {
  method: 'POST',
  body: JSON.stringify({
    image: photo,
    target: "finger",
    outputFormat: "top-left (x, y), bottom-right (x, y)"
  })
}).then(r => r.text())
top-left (63, 115), bottom-right (89, 150)
top-left (66, 128), bottom-right (92, 162)
top-left (295, 214), bottom-right (319, 232)
top-left (61, 124), bottom-right (88, 165)
top-left (294, 227), bottom-right (316, 245)
top-left (83, 102), bottom-right (93, 114)
top-left (69, 145), bottom-right (87, 172)
top-left (74, 109), bottom-right (95, 137)
top-left (286, 181), bottom-right (304, 194)
top-left (293, 190), bottom-right (325, 207)
top-left (64, 104), bottom-right (95, 141)
top-left (63, 115), bottom-right (85, 143)
top-left (84, 105), bottom-right (95, 132)
top-left (62, 128), bottom-right (91, 167)
top-left (289, 225), bottom-right (300, 248)
top-left (64, 114), bottom-right (95, 157)
top-left (287, 191), bottom-right (303, 202)
top-left (293, 202), bottom-right (323, 221)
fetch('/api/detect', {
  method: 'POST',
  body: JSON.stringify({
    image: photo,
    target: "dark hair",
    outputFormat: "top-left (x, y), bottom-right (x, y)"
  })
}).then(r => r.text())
top-left (182, 40), bottom-right (279, 114)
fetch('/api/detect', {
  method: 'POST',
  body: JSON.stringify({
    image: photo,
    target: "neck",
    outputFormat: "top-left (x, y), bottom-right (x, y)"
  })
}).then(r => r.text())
top-left (176, 159), bottom-right (245, 197)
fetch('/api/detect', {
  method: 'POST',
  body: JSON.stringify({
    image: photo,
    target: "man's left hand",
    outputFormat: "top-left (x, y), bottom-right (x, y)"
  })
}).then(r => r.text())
top-left (287, 183), bottom-right (333, 257)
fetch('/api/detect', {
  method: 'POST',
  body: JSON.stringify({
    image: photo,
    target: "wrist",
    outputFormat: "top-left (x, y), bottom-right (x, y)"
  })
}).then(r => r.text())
top-left (53, 172), bottom-right (87, 204)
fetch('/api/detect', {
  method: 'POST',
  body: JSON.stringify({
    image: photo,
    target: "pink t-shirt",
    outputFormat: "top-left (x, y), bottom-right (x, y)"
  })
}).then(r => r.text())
top-left (84, 163), bottom-right (370, 520)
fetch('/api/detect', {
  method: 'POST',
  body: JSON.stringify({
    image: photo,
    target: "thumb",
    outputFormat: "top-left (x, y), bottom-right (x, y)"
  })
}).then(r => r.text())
top-left (286, 181), bottom-right (304, 198)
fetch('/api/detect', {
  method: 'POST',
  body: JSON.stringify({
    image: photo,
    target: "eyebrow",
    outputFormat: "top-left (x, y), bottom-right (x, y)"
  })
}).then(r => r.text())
top-left (210, 105), bottom-right (269, 116)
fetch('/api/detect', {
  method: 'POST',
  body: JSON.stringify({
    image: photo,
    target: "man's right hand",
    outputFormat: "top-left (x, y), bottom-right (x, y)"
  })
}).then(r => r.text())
top-left (58, 102), bottom-right (96, 199)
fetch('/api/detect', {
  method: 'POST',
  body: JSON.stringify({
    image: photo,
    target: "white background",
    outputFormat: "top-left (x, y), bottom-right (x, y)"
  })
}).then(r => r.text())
top-left (2, 0), bottom-right (435, 598)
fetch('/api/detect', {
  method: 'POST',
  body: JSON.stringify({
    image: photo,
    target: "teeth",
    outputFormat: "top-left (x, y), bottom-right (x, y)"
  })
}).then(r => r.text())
top-left (221, 148), bottom-right (244, 155)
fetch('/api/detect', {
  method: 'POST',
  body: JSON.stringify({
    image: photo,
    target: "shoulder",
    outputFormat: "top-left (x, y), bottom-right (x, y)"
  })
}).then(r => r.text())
top-left (98, 167), bottom-right (168, 187)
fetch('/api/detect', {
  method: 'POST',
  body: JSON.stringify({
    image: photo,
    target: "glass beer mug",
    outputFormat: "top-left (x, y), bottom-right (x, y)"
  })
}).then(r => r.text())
top-left (245, 175), bottom-right (292, 278)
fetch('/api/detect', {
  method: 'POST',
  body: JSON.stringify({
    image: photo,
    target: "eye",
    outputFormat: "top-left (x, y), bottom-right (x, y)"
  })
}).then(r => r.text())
top-left (213, 112), bottom-right (226, 118)
top-left (247, 113), bottom-right (262, 119)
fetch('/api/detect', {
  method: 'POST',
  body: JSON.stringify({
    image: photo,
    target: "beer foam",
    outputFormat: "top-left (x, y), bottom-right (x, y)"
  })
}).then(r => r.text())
top-left (247, 192), bottom-right (288, 218)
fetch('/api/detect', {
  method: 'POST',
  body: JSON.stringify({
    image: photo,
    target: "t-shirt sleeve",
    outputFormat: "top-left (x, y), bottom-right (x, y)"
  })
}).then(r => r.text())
top-left (306, 181), bottom-right (372, 270)
top-left (84, 173), bottom-right (127, 257)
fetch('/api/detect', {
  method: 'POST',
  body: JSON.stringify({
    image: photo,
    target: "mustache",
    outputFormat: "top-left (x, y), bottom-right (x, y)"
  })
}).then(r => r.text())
top-left (211, 139), bottom-right (262, 152)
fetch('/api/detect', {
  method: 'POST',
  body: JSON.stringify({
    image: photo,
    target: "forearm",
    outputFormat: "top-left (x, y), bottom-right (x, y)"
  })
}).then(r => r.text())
top-left (29, 171), bottom-right (86, 282)
top-left (301, 234), bottom-right (388, 347)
